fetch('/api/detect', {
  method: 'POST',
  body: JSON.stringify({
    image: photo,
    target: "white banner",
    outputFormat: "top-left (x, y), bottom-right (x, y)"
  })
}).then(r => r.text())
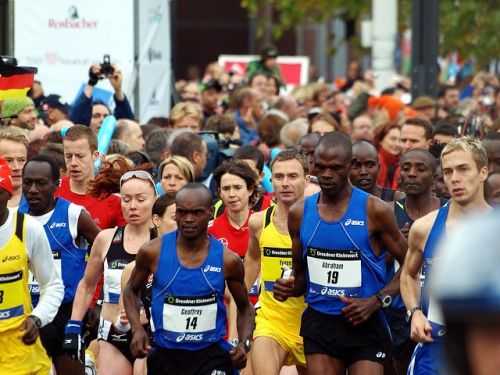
top-left (135, 0), bottom-right (172, 122)
top-left (14, 0), bottom-right (135, 105)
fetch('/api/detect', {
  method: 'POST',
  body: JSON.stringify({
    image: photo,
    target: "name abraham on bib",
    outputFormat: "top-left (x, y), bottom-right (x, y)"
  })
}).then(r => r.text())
top-left (307, 247), bottom-right (362, 297)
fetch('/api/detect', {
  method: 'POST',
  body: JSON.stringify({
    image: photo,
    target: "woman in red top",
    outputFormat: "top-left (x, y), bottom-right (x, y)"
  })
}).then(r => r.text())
top-left (208, 160), bottom-right (260, 374)
top-left (374, 122), bottom-right (402, 190)
top-left (209, 160), bottom-right (258, 258)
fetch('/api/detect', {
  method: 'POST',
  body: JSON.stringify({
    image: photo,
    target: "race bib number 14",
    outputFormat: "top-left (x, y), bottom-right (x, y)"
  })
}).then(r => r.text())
top-left (163, 294), bottom-right (217, 333)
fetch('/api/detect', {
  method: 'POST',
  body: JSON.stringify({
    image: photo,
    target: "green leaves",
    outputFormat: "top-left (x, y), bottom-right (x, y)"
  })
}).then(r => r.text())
top-left (242, 0), bottom-right (500, 66)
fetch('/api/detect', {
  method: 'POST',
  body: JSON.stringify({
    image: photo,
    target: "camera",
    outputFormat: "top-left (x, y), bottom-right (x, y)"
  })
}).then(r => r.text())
top-left (100, 54), bottom-right (114, 77)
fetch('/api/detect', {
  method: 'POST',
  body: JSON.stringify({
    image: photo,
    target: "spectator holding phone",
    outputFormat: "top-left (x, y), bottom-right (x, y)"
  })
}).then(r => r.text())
top-left (70, 57), bottom-right (135, 134)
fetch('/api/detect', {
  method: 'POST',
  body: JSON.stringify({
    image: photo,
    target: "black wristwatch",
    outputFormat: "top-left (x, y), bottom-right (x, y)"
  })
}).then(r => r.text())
top-left (375, 292), bottom-right (392, 308)
top-left (406, 307), bottom-right (422, 323)
top-left (28, 315), bottom-right (42, 328)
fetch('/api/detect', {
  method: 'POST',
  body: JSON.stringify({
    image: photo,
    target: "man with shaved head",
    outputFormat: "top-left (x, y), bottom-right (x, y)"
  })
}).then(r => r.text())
top-left (124, 183), bottom-right (254, 374)
top-left (273, 133), bottom-right (407, 375)
top-left (387, 149), bottom-right (444, 374)
top-left (350, 140), bottom-right (403, 201)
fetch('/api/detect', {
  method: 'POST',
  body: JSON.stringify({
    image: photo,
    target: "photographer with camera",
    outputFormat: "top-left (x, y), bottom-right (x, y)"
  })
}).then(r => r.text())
top-left (70, 56), bottom-right (134, 134)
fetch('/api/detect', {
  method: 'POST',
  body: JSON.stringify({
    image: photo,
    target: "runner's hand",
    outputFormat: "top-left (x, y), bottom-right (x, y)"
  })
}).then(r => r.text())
top-left (229, 343), bottom-right (247, 369)
top-left (340, 295), bottom-right (380, 326)
top-left (273, 276), bottom-right (295, 302)
top-left (63, 320), bottom-right (84, 362)
top-left (130, 326), bottom-right (151, 358)
top-left (410, 310), bottom-right (433, 343)
top-left (21, 316), bottom-right (39, 345)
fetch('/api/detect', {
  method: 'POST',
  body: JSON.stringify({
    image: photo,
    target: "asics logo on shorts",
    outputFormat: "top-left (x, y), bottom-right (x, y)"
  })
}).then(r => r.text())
top-left (344, 218), bottom-right (364, 226)
top-left (376, 352), bottom-right (386, 359)
top-left (211, 371), bottom-right (226, 375)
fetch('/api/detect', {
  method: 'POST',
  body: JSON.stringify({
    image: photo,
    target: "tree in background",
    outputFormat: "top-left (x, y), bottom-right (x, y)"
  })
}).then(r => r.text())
top-left (241, 0), bottom-right (500, 68)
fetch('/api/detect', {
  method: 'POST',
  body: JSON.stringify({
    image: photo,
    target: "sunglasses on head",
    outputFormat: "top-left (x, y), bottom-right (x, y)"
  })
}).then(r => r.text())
top-left (120, 170), bottom-right (156, 190)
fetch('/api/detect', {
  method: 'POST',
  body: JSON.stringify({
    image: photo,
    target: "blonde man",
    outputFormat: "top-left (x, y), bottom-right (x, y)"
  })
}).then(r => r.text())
top-left (401, 137), bottom-right (491, 375)
top-left (244, 150), bottom-right (307, 375)
top-left (170, 102), bottom-right (203, 132)
top-left (0, 126), bottom-right (29, 208)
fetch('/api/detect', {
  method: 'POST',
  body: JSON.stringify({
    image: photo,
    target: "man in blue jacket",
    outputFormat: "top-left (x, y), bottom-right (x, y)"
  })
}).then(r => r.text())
top-left (70, 63), bottom-right (134, 134)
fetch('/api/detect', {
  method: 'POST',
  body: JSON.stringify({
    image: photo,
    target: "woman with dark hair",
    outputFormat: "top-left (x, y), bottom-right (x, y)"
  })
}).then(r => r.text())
top-left (374, 122), bottom-right (402, 189)
top-left (209, 160), bottom-right (258, 258)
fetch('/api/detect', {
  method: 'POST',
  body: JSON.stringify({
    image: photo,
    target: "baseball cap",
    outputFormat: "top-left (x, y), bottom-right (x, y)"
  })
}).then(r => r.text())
top-left (0, 157), bottom-right (13, 196)
top-left (0, 97), bottom-right (34, 119)
top-left (41, 94), bottom-right (69, 114)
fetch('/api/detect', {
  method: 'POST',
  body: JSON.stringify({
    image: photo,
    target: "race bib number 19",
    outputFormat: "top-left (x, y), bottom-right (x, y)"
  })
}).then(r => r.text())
top-left (307, 248), bottom-right (361, 288)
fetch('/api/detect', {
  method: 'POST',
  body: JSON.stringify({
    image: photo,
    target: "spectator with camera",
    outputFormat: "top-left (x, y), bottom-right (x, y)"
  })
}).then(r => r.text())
top-left (70, 58), bottom-right (134, 134)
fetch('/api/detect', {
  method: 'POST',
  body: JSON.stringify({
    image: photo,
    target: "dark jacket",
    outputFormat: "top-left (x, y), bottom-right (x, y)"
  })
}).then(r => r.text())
top-left (70, 92), bottom-right (134, 125)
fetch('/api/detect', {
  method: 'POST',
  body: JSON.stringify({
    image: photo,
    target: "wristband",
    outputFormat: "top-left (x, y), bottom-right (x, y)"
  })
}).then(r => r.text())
top-left (65, 320), bottom-right (83, 335)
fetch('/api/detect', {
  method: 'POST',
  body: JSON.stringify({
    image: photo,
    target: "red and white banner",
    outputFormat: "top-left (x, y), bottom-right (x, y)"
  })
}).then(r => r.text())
top-left (218, 55), bottom-right (310, 87)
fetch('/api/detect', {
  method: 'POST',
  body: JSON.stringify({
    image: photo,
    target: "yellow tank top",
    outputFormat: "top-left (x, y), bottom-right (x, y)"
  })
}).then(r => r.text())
top-left (258, 206), bottom-right (305, 323)
top-left (0, 212), bottom-right (32, 333)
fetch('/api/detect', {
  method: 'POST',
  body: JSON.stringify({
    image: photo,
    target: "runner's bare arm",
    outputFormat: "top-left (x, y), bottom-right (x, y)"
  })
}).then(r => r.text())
top-left (77, 209), bottom-right (100, 245)
top-left (123, 238), bottom-right (161, 358)
top-left (225, 249), bottom-right (255, 369)
top-left (225, 249), bottom-right (254, 340)
top-left (288, 199), bottom-right (306, 297)
top-left (243, 211), bottom-right (263, 291)
top-left (273, 199), bottom-right (305, 301)
top-left (123, 238), bottom-right (160, 332)
top-left (401, 213), bottom-right (435, 343)
top-left (70, 229), bottom-right (113, 321)
top-left (400, 214), bottom-right (432, 310)
top-left (370, 197), bottom-right (408, 297)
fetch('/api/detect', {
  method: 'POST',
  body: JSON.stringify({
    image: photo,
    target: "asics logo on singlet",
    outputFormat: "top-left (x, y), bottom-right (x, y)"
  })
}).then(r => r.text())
top-left (176, 333), bottom-right (186, 342)
top-left (1, 255), bottom-right (20, 262)
top-left (0, 311), bottom-right (11, 319)
top-left (176, 333), bottom-right (203, 342)
top-left (320, 286), bottom-right (345, 297)
top-left (203, 264), bottom-right (222, 273)
top-left (344, 218), bottom-right (364, 226)
top-left (49, 222), bottom-right (66, 229)
top-left (211, 371), bottom-right (227, 375)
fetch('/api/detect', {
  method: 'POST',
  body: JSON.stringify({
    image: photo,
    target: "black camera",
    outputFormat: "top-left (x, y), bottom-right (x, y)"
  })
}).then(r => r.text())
top-left (100, 54), bottom-right (114, 77)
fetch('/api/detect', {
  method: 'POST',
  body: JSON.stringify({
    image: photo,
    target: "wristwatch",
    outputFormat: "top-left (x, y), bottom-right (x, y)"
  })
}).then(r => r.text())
top-left (375, 292), bottom-right (392, 308)
top-left (406, 306), bottom-right (422, 323)
top-left (28, 315), bottom-right (42, 328)
top-left (242, 338), bottom-right (252, 353)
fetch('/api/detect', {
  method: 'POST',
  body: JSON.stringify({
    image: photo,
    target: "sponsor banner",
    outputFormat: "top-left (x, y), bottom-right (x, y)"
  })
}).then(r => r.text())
top-left (218, 55), bottom-right (310, 87)
top-left (14, 0), bottom-right (134, 104)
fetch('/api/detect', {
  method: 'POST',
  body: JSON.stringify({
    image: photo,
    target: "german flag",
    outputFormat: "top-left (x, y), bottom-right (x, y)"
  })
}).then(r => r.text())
top-left (0, 58), bottom-right (37, 101)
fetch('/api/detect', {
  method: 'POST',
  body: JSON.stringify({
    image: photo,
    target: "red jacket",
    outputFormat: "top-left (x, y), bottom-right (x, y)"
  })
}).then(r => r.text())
top-left (377, 147), bottom-right (400, 190)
